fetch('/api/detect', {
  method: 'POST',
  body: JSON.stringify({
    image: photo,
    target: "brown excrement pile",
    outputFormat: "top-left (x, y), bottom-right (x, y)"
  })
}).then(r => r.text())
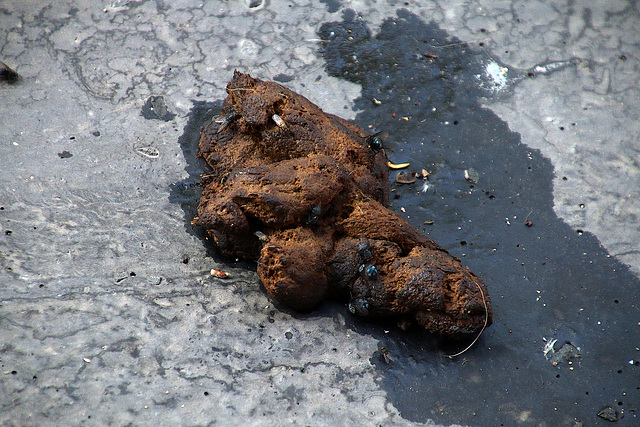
top-left (193, 71), bottom-right (492, 338)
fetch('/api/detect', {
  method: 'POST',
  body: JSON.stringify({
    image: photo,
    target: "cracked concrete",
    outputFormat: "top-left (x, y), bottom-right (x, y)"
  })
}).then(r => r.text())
top-left (1, 0), bottom-right (639, 425)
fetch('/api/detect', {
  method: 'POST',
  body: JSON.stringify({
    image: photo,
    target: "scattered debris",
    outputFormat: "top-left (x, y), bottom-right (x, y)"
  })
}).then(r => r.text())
top-left (210, 269), bottom-right (230, 278)
top-left (543, 338), bottom-right (581, 366)
top-left (135, 146), bottom-right (159, 159)
top-left (141, 95), bottom-right (176, 121)
top-left (443, 279), bottom-right (490, 358)
top-left (388, 161), bottom-right (410, 169)
top-left (464, 168), bottom-right (479, 184)
top-left (395, 171), bottom-right (417, 184)
top-left (597, 406), bottom-right (619, 422)
top-left (273, 73), bottom-right (294, 82)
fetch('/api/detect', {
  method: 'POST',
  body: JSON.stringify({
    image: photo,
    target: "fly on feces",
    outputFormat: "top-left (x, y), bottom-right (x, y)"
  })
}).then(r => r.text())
top-left (365, 131), bottom-right (389, 154)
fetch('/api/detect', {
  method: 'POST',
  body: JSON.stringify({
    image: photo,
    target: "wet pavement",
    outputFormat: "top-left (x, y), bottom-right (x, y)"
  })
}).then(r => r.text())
top-left (1, 1), bottom-right (639, 426)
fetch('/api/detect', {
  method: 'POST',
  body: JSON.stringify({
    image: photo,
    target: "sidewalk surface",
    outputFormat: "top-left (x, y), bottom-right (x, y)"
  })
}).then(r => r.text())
top-left (1, 1), bottom-right (639, 425)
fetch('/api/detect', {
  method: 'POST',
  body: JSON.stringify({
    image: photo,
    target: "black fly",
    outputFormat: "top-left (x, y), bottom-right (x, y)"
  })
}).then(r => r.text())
top-left (306, 205), bottom-right (322, 225)
top-left (365, 131), bottom-right (388, 153)
top-left (380, 346), bottom-right (391, 363)
top-left (217, 113), bottom-right (239, 133)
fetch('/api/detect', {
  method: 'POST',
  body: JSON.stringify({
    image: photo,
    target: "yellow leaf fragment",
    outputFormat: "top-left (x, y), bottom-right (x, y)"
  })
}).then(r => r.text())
top-left (388, 161), bottom-right (410, 169)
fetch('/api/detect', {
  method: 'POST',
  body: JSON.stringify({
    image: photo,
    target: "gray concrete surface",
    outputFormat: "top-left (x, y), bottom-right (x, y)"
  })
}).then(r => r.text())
top-left (1, 0), bottom-right (639, 425)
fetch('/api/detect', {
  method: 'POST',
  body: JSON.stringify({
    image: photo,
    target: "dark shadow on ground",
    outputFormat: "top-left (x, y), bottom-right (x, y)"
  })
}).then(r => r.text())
top-left (319, 9), bottom-right (639, 426)
top-left (170, 100), bottom-right (223, 260)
